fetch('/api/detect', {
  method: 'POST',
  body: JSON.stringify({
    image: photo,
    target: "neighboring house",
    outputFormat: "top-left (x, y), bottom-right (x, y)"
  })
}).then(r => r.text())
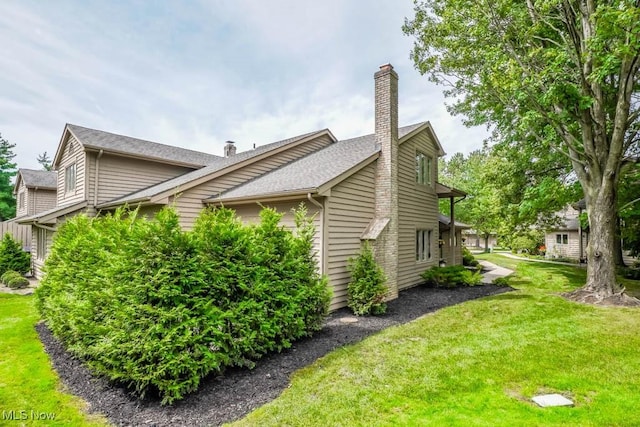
top-left (462, 229), bottom-right (498, 250)
top-left (19, 64), bottom-right (466, 310)
top-left (13, 169), bottom-right (58, 219)
top-left (544, 204), bottom-right (587, 261)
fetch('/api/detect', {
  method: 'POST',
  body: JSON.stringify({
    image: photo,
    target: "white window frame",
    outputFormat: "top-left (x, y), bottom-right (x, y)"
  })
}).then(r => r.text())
top-left (18, 191), bottom-right (25, 209)
top-left (556, 234), bottom-right (568, 245)
top-left (65, 164), bottom-right (76, 193)
top-left (416, 229), bottom-right (433, 262)
top-left (415, 152), bottom-right (432, 186)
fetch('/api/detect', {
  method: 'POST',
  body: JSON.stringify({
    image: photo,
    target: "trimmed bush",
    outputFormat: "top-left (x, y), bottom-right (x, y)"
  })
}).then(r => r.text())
top-left (0, 233), bottom-right (30, 276)
top-left (1, 270), bottom-right (29, 289)
top-left (492, 277), bottom-right (511, 287)
top-left (36, 205), bottom-right (330, 404)
top-left (347, 242), bottom-right (387, 316)
top-left (421, 265), bottom-right (482, 288)
top-left (462, 247), bottom-right (480, 268)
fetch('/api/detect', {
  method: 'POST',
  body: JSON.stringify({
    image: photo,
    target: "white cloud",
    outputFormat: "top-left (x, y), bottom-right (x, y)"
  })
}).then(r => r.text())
top-left (0, 0), bottom-right (489, 170)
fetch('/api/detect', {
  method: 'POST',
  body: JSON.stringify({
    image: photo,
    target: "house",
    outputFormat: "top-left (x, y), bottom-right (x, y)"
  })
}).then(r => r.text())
top-left (13, 169), bottom-right (58, 219)
top-left (462, 230), bottom-right (498, 251)
top-left (19, 64), bottom-right (466, 310)
top-left (544, 204), bottom-right (587, 261)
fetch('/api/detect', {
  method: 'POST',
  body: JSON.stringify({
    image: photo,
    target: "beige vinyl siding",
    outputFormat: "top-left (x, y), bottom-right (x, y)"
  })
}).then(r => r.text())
top-left (16, 180), bottom-right (28, 218)
top-left (171, 134), bottom-right (335, 228)
top-left (325, 162), bottom-right (376, 310)
top-left (88, 153), bottom-right (194, 205)
top-left (398, 132), bottom-right (440, 290)
top-left (32, 189), bottom-right (57, 215)
top-left (545, 231), bottom-right (585, 259)
top-left (32, 227), bottom-right (54, 280)
top-left (57, 135), bottom-right (86, 206)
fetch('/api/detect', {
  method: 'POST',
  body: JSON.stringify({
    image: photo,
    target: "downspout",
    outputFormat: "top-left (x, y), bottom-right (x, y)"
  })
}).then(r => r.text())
top-left (93, 150), bottom-right (104, 210)
top-left (307, 193), bottom-right (325, 275)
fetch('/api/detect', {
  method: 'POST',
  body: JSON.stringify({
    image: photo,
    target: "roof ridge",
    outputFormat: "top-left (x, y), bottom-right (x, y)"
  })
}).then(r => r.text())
top-left (67, 123), bottom-right (221, 159)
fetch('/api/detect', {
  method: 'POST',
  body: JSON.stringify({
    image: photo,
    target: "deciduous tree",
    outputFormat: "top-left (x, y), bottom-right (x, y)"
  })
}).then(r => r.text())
top-left (405, 0), bottom-right (640, 304)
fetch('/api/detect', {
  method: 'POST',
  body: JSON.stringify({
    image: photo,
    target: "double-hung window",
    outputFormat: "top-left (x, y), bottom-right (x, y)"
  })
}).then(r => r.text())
top-left (415, 152), bottom-right (432, 186)
top-left (556, 234), bottom-right (568, 245)
top-left (416, 229), bottom-right (432, 261)
top-left (65, 164), bottom-right (76, 193)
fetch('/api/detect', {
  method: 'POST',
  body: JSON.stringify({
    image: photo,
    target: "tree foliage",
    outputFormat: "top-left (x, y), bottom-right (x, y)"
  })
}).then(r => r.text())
top-left (37, 151), bottom-right (52, 171)
top-left (36, 205), bottom-right (331, 404)
top-left (405, 0), bottom-right (640, 301)
top-left (0, 134), bottom-right (17, 220)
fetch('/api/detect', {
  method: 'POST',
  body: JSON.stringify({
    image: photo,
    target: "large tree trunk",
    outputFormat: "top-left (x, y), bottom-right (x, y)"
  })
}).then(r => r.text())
top-left (613, 217), bottom-right (625, 267)
top-left (566, 183), bottom-right (638, 305)
top-left (483, 234), bottom-right (489, 253)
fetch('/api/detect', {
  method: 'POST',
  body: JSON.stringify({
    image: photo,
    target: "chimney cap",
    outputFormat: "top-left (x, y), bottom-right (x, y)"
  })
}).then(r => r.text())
top-left (379, 63), bottom-right (394, 71)
top-left (225, 140), bottom-right (235, 145)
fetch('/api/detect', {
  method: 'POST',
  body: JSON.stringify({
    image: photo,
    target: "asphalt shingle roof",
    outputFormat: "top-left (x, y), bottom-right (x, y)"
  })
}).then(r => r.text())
top-left (100, 129), bottom-right (330, 207)
top-left (67, 124), bottom-right (221, 167)
top-left (17, 169), bottom-right (57, 189)
top-left (213, 123), bottom-right (426, 201)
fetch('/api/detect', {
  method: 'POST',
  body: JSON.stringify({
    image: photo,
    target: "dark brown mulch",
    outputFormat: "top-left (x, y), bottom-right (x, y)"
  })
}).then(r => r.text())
top-left (36, 284), bottom-right (512, 427)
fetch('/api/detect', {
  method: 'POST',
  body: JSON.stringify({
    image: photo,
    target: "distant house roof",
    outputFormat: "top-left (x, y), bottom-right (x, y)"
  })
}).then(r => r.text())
top-left (53, 124), bottom-right (221, 169)
top-left (98, 129), bottom-right (336, 209)
top-left (572, 199), bottom-right (586, 210)
top-left (551, 217), bottom-right (581, 231)
top-left (438, 213), bottom-right (471, 230)
top-left (208, 122), bottom-right (431, 204)
top-left (14, 169), bottom-right (57, 192)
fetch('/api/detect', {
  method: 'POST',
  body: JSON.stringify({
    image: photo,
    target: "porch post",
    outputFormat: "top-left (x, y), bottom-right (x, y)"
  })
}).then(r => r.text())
top-left (450, 196), bottom-right (455, 265)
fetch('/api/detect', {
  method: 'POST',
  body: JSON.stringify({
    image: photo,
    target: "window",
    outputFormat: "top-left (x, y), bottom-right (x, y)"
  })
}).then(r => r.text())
top-left (65, 164), bottom-right (76, 193)
top-left (18, 192), bottom-right (25, 209)
top-left (416, 229), bottom-right (432, 261)
top-left (415, 152), bottom-right (432, 186)
top-left (37, 228), bottom-right (47, 260)
top-left (556, 234), bottom-right (568, 245)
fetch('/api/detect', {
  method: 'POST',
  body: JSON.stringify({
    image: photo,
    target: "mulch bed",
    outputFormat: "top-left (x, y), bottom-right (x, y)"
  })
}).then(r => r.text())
top-left (37, 284), bottom-right (511, 426)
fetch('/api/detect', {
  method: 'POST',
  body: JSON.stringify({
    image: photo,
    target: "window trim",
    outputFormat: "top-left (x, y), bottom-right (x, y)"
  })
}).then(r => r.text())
top-left (65, 163), bottom-right (76, 193)
top-left (415, 151), bottom-right (433, 186)
top-left (18, 191), bottom-right (25, 210)
top-left (556, 233), bottom-right (569, 245)
top-left (416, 229), bottom-right (433, 262)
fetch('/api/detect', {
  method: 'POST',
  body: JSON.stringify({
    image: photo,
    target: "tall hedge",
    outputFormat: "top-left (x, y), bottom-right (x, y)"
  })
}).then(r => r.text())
top-left (36, 205), bottom-right (330, 404)
top-left (0, 233), bottom-right (31, 275)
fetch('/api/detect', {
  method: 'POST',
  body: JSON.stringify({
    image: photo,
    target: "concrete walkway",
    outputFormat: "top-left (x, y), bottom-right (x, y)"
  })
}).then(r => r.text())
top-left (498, 252), bottom-right (587, 268)
top-left (479, 260), bottom-right (514, 284)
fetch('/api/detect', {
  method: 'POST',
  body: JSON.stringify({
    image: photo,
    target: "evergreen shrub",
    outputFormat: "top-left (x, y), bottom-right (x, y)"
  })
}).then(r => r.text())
top-left (1, 270), bottom-right (29, 288)
top-left (36, 205), bottom-right (330, 404)
top-left (347, 242), bottom-right (387, 315)
top-left (0, 233), bottom-right (30, 275)
top-left (421, 265), bottom-right (482, 288)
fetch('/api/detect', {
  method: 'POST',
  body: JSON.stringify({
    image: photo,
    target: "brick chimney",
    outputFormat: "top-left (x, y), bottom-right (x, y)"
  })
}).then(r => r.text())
top-left (224, 140), bottom-right (236, 157)
top-left (373, 63), bottom-right (399, 299)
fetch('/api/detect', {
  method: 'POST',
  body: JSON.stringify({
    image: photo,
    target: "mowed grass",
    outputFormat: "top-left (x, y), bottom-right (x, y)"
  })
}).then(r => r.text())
top-left (0, 294), bottom-right (108, 426)
top-left (232, 253), bottom-right (640, 426)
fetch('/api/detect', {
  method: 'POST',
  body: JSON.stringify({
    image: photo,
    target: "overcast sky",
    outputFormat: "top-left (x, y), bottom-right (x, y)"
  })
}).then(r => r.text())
top-left (0, 0), bottom-right (489, 170)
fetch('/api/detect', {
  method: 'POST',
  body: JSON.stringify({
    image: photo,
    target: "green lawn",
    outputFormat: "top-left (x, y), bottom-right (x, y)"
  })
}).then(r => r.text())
top-left (0, 294), bottom-right (108, 426)
top-left (3, 256), bottom-right (640, 426)
top-left (232, 253), bottom-right (640, 426)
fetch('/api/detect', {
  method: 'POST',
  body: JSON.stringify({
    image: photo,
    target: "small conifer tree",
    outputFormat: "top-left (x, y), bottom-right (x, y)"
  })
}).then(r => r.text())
top-left (347, 242), bottom-right (388, 315)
